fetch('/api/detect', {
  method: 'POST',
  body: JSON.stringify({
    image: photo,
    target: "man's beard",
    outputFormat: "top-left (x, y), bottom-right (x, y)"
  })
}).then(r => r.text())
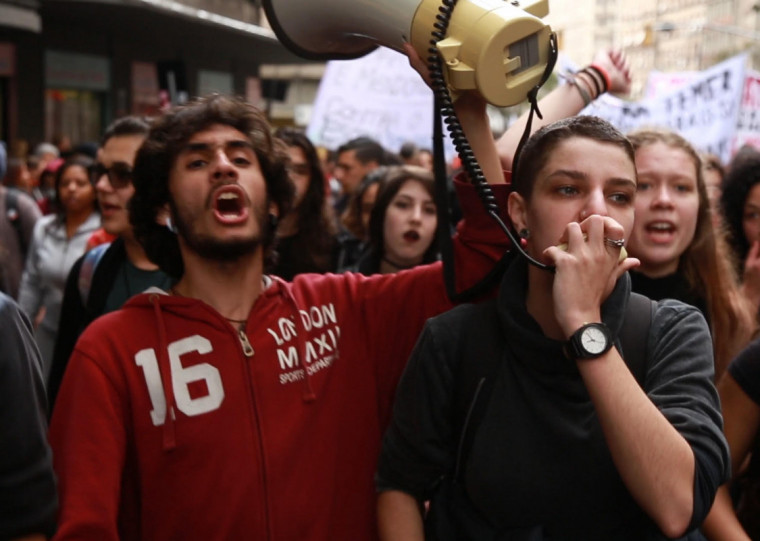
top-left (170, 199), bottom-right (271, 262)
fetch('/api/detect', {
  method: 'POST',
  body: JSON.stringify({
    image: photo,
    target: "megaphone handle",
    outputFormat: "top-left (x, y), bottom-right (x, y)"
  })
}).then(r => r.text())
top-left (427, 0), bottom-right (555, 285)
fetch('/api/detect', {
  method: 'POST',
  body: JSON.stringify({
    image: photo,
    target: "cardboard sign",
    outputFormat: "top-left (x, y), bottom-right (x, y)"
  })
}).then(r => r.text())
top-left (733, 69), bottom-right (760, 154)
top-left (644, 70), bottom-right (697, 100)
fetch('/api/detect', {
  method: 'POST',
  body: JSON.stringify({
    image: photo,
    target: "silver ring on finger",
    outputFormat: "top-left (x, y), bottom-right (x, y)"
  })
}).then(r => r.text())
top-left (604, 237), bottom-right (625, 249)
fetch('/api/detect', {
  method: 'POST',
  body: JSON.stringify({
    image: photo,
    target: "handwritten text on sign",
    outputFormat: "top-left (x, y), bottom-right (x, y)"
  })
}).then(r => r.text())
top-left (585, 54), bottom-right (746, 163)
top-left (307, 47), bottom-right (454, 156)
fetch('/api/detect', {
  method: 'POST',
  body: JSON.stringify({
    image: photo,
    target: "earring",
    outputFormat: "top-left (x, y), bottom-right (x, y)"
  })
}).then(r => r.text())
top-left (518, 228), bottom-right (530, 248)
top-left (166, 216), bottom-right (177, 234)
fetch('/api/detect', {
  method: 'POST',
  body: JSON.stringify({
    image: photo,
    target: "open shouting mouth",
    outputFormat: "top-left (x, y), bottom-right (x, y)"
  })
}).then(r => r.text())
top-left (644, 221), bottom-right (676, 243)
top-left (403, 230), bottom-right (421, 242)
top-left (212, 185), bottom-right (250, 225)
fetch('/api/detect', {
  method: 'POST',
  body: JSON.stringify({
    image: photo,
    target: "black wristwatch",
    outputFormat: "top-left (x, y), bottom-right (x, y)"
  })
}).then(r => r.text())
top-left (564, 322), bottom-right (613, 360)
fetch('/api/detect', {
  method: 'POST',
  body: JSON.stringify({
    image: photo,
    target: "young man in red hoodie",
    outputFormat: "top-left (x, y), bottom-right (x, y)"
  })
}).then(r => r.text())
top-left (49, 93), bottom-right (508, 540)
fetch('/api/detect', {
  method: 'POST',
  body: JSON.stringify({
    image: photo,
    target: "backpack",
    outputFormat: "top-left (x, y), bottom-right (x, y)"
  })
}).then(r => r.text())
top-left (5, 188), bottom-right (26, 254)
top-left (424, 292), bottom-right (656, 541)
top-left (77, 242), bottom-right (111, 308)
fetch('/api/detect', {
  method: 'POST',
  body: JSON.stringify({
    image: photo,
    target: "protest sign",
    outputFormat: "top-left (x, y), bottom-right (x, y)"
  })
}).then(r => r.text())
top-left (644, 71), bottom-right (697, 99)
top-left (733, 69), bottom-right (760, 153)
top-left (584, 54), bottom-right (747, 162)
top-left (307, 47), bottom-right (454, 156)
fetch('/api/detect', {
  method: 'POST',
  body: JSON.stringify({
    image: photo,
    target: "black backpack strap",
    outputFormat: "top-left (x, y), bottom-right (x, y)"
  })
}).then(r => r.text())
top-left (618, 292), bottom-right (656, 386)
top-left (451, 292), bottom-right (656, 483)
top-left (451, 299), bottom-right (505, 482)
top-left (77, 242), bottom-right (111, 308)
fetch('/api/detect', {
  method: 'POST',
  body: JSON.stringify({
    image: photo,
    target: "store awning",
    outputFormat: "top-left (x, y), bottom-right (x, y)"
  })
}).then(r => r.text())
top-left (42, 0), bottom-right (305, 64)
top-left (0, 1), bottom-right (41, 33)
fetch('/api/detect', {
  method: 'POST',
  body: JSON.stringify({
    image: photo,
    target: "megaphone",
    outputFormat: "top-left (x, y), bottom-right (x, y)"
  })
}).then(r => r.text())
top-left (262, 0), bottom-right (553, 107)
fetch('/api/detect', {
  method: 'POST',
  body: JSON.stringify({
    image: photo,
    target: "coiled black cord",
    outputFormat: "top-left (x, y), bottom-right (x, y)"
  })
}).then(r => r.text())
top-left (428, 0), bottom-right (558, 280)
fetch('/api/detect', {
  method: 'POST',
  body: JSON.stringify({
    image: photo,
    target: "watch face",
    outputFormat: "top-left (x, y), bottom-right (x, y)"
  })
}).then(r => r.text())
top-left (581, 326), bottom-right (608, 355)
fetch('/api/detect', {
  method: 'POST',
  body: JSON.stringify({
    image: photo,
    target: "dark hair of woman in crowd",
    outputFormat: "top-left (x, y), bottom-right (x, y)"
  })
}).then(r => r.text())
top-left (341, 166), bottom-right (390, 241)
top-left (353, 165), bottom-right (438, 275)
top-left (720, 148), bottom-right (760, 272)
top-left (270, 127), bottom-right (337, 279)
top-left (51, 156), bottom-right (98, 221)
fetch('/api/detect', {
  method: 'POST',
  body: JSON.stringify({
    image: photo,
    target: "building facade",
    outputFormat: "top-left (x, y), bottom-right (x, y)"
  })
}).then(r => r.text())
top-left (546, 0), bottom-right (759, 98)
top-left (0, 0), bottom-right (303, 156)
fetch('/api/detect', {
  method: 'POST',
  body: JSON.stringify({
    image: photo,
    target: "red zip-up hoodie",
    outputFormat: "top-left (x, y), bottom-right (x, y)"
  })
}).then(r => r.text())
top-left (49, 180), bottom-right (510, 540)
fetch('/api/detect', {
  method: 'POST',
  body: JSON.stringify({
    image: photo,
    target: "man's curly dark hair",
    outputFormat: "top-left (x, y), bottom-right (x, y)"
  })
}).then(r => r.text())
top-left (129, 94), bottom-right (293, 279)
top-left (721, 149), bottom-right (760, 270)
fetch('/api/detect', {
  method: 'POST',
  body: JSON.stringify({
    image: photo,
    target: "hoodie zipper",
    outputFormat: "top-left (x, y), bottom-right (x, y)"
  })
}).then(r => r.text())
top-left (238, 328), bottom-right (255, 357)
top-left (235, 322), bottom-right (271, 539)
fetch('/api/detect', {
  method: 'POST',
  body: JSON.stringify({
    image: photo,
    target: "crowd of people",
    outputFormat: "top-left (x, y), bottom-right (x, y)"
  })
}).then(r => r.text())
top-left (0, 45), bottom-right (759, 541)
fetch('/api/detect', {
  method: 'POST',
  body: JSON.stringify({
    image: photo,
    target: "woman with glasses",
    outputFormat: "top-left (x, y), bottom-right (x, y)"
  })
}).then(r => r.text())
top-left (18, 156), bottom-right (101, 376)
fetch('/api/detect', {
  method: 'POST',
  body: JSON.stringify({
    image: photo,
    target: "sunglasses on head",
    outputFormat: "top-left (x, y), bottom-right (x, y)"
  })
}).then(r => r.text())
top-left (92, 162), bottom-right (133, 189)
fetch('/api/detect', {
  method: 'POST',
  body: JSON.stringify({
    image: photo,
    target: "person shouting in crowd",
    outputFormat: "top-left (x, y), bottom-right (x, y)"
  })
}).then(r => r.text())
top-left (625, 129), bottom-right (755, 379)
top-left (48, 92), bottom-right (509, 540)
top-left (47, 116), bottom-right (173, 411)
top-left (377, 115), bottom-right (729, 540)
top-left (348, 165), bottom-right (439, 275)
top-left (18, 156), bottom-right (100, 376)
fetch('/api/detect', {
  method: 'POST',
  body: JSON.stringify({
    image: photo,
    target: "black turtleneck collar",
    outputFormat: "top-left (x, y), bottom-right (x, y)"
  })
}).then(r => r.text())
top-left (496, 258), bottom-right (632, 376)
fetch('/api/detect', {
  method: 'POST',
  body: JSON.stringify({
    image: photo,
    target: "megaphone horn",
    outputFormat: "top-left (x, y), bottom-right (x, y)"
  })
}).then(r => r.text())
top-left (262, 0), bottom-right (553, 107)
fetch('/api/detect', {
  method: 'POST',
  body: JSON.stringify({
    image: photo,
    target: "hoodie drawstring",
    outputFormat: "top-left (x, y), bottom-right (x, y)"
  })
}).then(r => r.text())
top-left (150, 294), bottom-right (178, 451)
